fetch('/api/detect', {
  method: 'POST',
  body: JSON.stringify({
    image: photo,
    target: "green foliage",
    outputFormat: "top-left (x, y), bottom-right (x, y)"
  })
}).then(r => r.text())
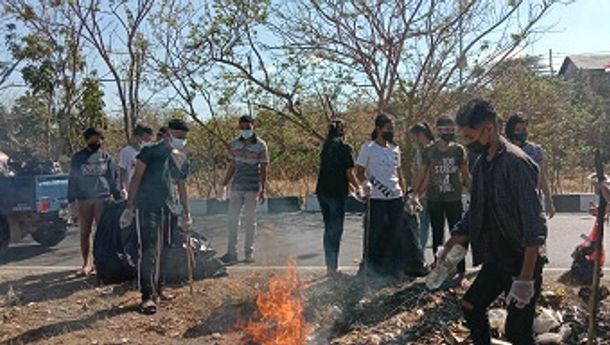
top-left (485, 58), bottom-right (606, 192)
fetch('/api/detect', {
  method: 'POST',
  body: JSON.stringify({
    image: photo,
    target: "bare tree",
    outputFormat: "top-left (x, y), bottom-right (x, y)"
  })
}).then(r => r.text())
top-left (150, 0), bottom-right (232, 146)
top-left (274, 0), bottom-right (567, 123)
top-left (182, 0), bottom-right (338, 141)
top-left (68, 0), bottom-right (154, 140)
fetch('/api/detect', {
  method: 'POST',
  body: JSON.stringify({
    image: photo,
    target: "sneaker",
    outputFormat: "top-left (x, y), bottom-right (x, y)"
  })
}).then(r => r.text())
top-left (220, 253), bottom-right (238, 265)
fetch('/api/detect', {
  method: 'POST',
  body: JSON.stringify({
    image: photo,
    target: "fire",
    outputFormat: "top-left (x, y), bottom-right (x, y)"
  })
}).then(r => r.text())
top-left (243, 261), bottom-right (311, 345)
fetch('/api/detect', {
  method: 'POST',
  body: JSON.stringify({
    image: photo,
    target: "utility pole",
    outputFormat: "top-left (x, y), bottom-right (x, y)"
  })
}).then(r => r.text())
top-left (549, 49), bottom-right (554, 75)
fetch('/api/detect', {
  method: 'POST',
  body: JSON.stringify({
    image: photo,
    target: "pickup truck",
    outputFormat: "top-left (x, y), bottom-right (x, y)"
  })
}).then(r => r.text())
top-left (0, 174), bottom-right (70, 254)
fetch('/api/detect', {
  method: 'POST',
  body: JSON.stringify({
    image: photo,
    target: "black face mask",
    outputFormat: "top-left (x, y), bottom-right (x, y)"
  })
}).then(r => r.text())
top-left (88, 143), bottom-right (101, 151)
top-left (513, 132), bottom-right (528, 145)
top-left (440, 133), bottom-right (455, 142)
top-left (381, 131), bottom-right (394, 142)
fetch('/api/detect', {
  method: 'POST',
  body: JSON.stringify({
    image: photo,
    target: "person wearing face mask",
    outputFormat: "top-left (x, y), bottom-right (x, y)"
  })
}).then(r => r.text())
top-left (440, 99), bottom-right (547, 345)
top-left (414, 116), bottom-right (471, 282)
top-left (315, 118), bottom-right (360, 278)
top-left (409, 122), bottom-right (435, 251)
top-left (68, 127), bottom-right (122, 277)
top-left (120, 119), bottom-right (191, 315)
top-left (118, 124), bottom-right (153, 199)
top-left (220, 115), bottom-right (269, 265)
top-left (355, 114), bottom-right (406, 278)
top-left (505, 113), bottom-right (555, 219)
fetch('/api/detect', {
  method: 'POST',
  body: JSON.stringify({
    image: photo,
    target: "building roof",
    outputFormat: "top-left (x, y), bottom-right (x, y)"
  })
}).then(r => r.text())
top-left (559, 54), bottom-right (610, 75)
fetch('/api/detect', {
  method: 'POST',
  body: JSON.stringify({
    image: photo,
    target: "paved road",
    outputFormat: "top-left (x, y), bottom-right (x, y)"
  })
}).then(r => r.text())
top-left (0, 212), bottom-right (597, 271)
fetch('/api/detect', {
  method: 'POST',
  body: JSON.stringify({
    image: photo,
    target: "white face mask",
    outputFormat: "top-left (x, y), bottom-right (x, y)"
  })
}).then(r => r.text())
top-left (240, 130), bottom-right (254, 139)
top-left (171, 138), bottom-right (187, 150)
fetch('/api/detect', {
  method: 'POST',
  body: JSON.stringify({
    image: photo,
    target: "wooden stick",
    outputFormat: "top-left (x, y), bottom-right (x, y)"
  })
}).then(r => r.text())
top-left (588, 149), bottom-right (606, 345)
top-left (184, 221), bottom-right (194, 295)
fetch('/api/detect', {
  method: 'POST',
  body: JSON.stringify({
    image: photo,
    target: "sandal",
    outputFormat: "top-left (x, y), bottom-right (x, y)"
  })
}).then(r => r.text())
top-left (156, 291), bottom-right (176, 303)
top-left (140, 300), bottom-right (157, 315)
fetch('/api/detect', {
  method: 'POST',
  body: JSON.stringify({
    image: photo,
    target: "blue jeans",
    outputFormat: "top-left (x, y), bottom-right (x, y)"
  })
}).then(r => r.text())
top-left (318, 195), bottom-right (346, 271)
top-left (419, 198), bottom-right (431, 249)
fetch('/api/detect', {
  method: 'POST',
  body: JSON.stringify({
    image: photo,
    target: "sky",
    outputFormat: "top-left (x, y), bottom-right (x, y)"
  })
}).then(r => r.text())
top-left (525, 0), bottom-right (610, 69)
top-left (1, 0), bottom-right (609, 115)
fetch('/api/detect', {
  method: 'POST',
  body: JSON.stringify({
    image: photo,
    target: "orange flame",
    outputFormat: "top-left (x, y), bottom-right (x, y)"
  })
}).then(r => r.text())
top-left (243, 261), bottom-right (310, 345)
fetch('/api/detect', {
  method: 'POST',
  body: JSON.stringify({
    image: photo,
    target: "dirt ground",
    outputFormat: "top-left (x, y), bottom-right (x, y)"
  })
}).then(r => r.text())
top-left (1, 268), bottom-right (610, 345)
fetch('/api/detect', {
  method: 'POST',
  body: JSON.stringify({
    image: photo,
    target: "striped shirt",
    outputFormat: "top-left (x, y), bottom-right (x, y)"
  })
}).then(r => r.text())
top-left (230, 136), bottom-right (269, 191)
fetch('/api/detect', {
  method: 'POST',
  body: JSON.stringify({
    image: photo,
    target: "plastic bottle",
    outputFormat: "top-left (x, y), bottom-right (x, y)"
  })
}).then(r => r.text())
top-left (425, 244), bottom-right (467, 290)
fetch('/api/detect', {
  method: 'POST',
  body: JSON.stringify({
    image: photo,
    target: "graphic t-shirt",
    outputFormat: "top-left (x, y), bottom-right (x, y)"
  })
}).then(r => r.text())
top-left (422, 142), bottom-right (466, 202)
top-left (118, 145), bottom-right (139, 185)
top-left (356, 141), bottom-right (403, 200)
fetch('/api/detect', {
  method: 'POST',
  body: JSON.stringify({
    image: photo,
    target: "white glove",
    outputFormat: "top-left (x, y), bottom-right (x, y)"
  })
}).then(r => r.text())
top-left (181, 212), bottom-right (193, 230)
top-left (69, 203), bottom-right (79, 219)
top-left (506, 280), bottom-right (535, 309)
top-left (435, 245), bottom-right (449, 267)
top-left (120, 189), bottom-right (128, 200)
top-left (405, 195), bottom-right (423, 215)
top-left (119, 208), bottom-right (135, 229)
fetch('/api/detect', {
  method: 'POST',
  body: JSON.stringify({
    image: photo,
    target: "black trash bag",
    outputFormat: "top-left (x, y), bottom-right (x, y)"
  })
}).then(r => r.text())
top-left (400, 212), bottom-right (426, 271)
top-left (162, 228), bottom-right (226, 284)
top-left (93, 201), bottom-right (138, 284)
top-left (94, 201), bottom-right (226, 285)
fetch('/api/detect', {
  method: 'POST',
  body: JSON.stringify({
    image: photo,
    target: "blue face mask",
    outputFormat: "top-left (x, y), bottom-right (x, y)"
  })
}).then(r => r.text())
top-left (240, 130), bottom-right (254, 139)
top-left (171, 138), bottom-right (187, 150)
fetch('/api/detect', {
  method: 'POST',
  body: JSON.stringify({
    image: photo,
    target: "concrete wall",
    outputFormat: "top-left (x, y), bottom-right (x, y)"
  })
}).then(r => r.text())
top-left (190, 194), bottom-right (602, 216)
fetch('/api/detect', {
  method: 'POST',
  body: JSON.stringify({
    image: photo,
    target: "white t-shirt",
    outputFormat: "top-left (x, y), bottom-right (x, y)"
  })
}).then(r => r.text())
top-left (118, 144), bottom-right (139, 186)
top-left (356, 141), bottom-right (403, 200)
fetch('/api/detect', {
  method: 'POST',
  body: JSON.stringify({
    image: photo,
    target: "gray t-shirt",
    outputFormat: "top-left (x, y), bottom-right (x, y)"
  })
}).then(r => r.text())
top-left (230, 136), bottom-right (269, 191)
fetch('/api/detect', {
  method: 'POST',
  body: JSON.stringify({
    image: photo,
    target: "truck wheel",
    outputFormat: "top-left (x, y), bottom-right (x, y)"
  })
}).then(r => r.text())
top-left (31, 227), bottom-right (66, 247)
top-left (0, 218), bottom-right (9, 252)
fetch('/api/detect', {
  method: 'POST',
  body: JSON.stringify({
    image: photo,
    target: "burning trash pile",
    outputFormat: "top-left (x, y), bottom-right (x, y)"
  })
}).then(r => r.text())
top-left (294, 275), bottom-right (610, 345)
top-left (242, 261), bottom-right (311, 345)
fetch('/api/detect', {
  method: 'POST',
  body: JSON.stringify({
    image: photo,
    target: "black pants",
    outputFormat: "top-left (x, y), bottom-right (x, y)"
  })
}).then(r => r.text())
top-left (318, 195), bottom-right (347, 271)
top-left (137, 208), bottom-right (175, 301)
top-left (463, 261), bottom-right (544, 345)
top-left (428, 200), bottom-right (465, 273)
top-left (363, 198), bottom-right (404, 276)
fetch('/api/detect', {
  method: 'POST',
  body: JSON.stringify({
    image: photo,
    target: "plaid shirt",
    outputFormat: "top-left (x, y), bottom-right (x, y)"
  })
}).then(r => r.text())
top-left (453, 137), bottom-right (547, 272)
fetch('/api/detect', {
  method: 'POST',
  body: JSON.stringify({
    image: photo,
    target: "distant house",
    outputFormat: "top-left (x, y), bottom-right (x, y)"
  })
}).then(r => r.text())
top-left (558, 54), bottom-right (610, 97)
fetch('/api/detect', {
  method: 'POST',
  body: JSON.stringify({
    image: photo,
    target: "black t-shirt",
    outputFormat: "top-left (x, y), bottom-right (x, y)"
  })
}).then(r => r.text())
top-left (136, 142), bottom-right (189, 213)
top-left (315, 139), bottom-right (355, 198)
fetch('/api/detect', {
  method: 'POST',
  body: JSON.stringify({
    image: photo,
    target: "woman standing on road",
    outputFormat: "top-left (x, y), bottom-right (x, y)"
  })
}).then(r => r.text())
top-left (355, 114), bottom-right (406, 277)
top-left (316, 119), bottom-right (360, 278)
